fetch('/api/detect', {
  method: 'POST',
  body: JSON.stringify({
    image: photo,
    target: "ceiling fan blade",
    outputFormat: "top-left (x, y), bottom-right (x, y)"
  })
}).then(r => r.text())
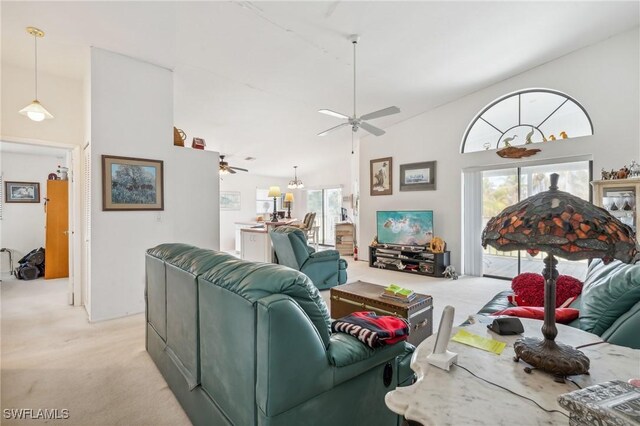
top-left (359, 122), bottom-right (386, 136)
top-left (230, 166), bottom-right (248, 172)
top-left (318, 109), bottom-right (350, 119)
top-left (360, 106), bottom-right (400, 121)
top-left (317, 122), bottom-right (349, 136)
top-left (228, 168), bottom-right (237, 174)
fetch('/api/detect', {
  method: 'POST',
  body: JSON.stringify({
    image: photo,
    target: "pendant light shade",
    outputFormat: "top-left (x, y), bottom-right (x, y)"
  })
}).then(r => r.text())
top-left (288, 166), bottom-right (304, 189)
top-left (19, 27), bottom-right (54, 122)
top-left (19, 100), bottom-right (54, 122)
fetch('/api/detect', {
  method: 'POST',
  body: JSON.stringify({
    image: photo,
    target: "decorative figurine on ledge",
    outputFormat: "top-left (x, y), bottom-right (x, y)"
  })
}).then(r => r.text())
top-left (524, 127), bottom-right (534, 145)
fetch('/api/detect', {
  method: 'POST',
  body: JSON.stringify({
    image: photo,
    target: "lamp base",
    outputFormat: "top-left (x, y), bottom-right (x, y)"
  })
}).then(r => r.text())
top-left (513, 337), bottom-right (590, 382)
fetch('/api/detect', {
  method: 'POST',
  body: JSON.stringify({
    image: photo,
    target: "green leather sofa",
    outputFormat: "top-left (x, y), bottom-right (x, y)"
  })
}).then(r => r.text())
top-left (270, 226), bottom-right (348, 290)
top-left (145, 244), bottom-right (414, 426)
top-left (478, 259), bottom-right (640, 349)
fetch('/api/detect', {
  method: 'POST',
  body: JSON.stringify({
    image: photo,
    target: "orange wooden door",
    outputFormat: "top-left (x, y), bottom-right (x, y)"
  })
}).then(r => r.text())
top-left (45, 180), bottom-right (69, 279)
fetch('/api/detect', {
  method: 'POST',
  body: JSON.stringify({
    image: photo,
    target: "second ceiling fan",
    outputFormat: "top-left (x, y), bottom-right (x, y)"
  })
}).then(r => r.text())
top-left (318, 35), bottom-right (400, 137)
top-left (219, 155), bottom-right (248, 174)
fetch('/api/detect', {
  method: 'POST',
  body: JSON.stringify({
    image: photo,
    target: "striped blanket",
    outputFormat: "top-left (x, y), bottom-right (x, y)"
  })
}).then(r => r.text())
top-left (331, 311), bottom-right (409, 348)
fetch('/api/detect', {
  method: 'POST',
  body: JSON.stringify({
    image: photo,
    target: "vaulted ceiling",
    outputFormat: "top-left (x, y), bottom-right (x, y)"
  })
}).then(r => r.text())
top-left (3, 1), bottom-right (638, 177)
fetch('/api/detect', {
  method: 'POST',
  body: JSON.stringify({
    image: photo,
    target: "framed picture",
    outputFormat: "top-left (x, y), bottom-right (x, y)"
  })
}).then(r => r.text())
top-left (400, 161), bottom-right (436, 191)
top-left (5, 181), bottom-right (40, 203)
top-left (370, 157), bottom-right (393, 196)
top-left (102, 155), bottom-right (164, 211)
top-left (220, 191), bottom-right (241, 210)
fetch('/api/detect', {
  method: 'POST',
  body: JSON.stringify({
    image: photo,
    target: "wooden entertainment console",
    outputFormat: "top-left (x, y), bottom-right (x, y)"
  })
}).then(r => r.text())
top-left (368, 245), bottom-right (450, 277)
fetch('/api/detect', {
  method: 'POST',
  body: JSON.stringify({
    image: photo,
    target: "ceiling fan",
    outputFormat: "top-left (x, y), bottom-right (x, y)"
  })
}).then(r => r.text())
top-left (318, 35), bottom-right (400, 137)
top-left (219, 155), bottom-right (248, 175)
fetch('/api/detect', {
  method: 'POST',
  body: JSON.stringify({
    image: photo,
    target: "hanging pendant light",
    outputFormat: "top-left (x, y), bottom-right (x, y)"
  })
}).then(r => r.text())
top-left (288, 166), bottom-right (304, 189)
top-left (19, 27), bottom-right (54, 122)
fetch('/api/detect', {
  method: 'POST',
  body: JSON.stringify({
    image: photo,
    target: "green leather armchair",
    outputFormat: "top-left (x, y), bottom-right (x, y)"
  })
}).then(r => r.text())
top-left (270, 226), bottom-right (347, 290)
top-left (145, 244), bottom-right (415, 426)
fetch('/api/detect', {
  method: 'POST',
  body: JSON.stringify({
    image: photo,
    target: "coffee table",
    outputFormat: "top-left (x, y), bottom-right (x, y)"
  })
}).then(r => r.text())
top-left (385, 316), bottom-right (640, 425)
top-left (330, 281), bottom-right (433, 346)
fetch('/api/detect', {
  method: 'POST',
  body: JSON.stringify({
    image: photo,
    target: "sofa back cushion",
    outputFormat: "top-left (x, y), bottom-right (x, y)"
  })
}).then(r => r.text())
top-left (199, 255), bottom-right (331, 346)
top-left (145, 244), bottom-right (198, 341)
top-left (577, 259), bottom-right (640, 336)
top-left (271, 226), bottom-right (314, 268)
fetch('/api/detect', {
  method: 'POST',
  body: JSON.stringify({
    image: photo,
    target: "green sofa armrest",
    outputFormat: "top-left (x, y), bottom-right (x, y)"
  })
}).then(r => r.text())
top-left (256, 294), bottom-right (334, 417)
top-left (327, 333), bottom-right (411, 386)
top-left (307, 250), bottom-right (341, 262)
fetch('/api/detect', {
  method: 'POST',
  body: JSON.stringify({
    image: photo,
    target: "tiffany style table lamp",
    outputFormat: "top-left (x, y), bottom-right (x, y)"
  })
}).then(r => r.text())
top-left (482, 173), bottom-right (638, 381)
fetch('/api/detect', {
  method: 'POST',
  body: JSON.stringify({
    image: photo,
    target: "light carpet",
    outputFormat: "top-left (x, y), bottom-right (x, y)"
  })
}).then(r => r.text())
top-left (1, 260), bottom-right (508, 426)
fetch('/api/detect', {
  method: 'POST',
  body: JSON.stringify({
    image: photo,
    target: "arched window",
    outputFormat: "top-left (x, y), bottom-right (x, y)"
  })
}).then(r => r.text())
top-left (461, 88), bottom-right (593, 153)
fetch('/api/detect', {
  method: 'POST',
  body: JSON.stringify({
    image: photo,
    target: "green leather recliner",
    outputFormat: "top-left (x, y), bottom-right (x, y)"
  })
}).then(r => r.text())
top-left (270, 226), bottom-right (347, 290)
top-left (145, 243), bottom-right (415, 426)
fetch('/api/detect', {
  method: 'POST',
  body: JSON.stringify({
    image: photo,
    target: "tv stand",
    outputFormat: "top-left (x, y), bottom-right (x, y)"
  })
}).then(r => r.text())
top-left (369, 245), bottom-right (450, 277)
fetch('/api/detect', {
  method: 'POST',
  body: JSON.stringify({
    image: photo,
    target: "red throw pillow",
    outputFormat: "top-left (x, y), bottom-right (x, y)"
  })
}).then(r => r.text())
top-left (492, 307), bottom-right (580, 324)
top-left (511, 273), bottom-right (583, 308)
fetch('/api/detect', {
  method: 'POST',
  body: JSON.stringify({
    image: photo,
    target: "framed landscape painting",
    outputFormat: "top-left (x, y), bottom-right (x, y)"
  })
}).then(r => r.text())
top-left (400, 161), bottom-right (436, 191)
top-left (102, 155), bottom-right (164, 211)
top-left (5, 181), bottom-right (40, 203)
top-left (370, 157), bottom-right (393, 196)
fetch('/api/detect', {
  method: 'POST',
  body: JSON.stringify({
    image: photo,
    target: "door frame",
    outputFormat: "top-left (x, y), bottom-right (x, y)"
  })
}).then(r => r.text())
top-left (1, 136), bottom-right (82, 306)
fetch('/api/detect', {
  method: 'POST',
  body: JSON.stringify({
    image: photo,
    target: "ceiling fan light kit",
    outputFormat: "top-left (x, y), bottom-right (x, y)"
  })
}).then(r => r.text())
top-left (317, 34), bottom-right (400, 138)
top-left (288, 166), bottom-right (304, 189)
top-left (19, 27), bottom-right (54, 122)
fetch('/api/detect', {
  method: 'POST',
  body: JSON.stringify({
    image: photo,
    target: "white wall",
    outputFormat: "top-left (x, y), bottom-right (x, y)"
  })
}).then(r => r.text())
top-left (219, 173), bottom-right (301, 251)
top-left (0, 151), bottom-right (64, 273)
top-left (359, 28), bottom-right (640, 272)
top-left (1, 63), bottom-right (84, 146)
top-left (89, 48), bottom-right (220, 321)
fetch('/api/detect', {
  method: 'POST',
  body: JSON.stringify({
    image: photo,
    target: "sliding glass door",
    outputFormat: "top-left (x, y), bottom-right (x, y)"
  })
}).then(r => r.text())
top-left (482, 168), bottom-right (519, 278)
top-left (307, 188), bottom-right (342, 246)
top-left (482, 161), bottom-right (591, 280)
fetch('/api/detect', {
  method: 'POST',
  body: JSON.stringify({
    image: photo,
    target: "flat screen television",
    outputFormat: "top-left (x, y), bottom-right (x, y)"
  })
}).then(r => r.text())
top-left (376, 210), bottom-right (434, 246)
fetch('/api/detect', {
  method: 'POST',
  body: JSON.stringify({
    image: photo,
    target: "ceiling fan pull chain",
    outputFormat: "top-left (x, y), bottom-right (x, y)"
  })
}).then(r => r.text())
top-left (353, 38), bottom-right (357, 119)
top-left (351, 131), bottom-right (354, 155)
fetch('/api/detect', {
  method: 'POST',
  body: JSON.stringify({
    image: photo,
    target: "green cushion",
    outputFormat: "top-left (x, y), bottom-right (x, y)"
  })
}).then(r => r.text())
top-left (200, 255), bottom-right (332, 347)
top-left (599, 300), bottom-right (640, 349)
top-left (577, 259), bottom-right (640, 336)
top-left (327, 333), bottom-right (409, 386)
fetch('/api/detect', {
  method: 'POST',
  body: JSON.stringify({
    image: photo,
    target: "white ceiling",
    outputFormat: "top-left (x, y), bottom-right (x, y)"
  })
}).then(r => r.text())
top-left (1, 141), bottom-right (67, 158)
top-left (2, 1), bottom-right (638, 178)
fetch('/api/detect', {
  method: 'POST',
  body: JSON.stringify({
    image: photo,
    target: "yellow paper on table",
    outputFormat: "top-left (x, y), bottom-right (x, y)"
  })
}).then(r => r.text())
top-left (451, 329), bottom-right (506, 355)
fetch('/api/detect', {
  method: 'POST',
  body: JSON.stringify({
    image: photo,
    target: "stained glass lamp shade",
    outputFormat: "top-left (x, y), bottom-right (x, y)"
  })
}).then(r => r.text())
top-left (482, 173), bottom-right (638, 380)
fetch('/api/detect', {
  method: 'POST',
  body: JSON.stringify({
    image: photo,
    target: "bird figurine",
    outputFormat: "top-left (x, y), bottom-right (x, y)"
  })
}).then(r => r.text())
top-left (525, 127), bottom-right (535, 144)
top-left (502, 135), bottom-right (518, 147)
top-left (559, 131), bottom-right (568, 139)
top-left (549, 134), bottom-right (556, 141)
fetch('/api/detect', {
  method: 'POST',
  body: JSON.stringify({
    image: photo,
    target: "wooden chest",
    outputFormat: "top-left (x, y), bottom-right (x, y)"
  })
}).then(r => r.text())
top-left (330, 281), bottom-right (433, 346)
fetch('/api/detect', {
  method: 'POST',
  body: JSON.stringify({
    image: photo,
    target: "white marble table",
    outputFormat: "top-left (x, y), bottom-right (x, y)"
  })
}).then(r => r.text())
top-left (385, 316), bottom-right (640, 426)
